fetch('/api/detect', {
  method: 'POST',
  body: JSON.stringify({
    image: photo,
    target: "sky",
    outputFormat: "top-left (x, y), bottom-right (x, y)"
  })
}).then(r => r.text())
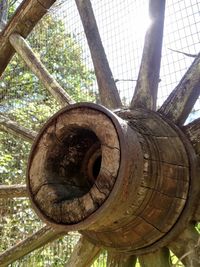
top-left (7, 0), bottom-right (200, 121)
top-left (54, 0), bottom-right (200, 119)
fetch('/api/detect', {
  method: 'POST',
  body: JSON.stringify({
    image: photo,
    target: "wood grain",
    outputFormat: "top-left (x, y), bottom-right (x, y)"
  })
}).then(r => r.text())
top-left (138, 248), bottom-right (171, 267)
top-left (159, 52), bottom-right (200, 125)
top-left (107, 251), bottom-right (136, 267)
top-left (75, 0), bottom-right (122, 109)
top-left (65, 236), bottom-right (101, 267)
top-left (131, 0), bottom-right (165, 110)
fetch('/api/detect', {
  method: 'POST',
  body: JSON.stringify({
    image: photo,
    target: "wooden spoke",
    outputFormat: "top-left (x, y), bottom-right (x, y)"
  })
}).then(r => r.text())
top-left (65, 236), bottom-right (101, 267)
top-left (0, 225), bottom-right (66, 267)
top-left (169, 224), bottom-right (200, 267)
top-left (107, 251), bottom-right (136, 267)
top-left (9, 33), bottom-right (74, 107)
top-left (0, 113), bottom-right (36, 142)
top-left (0, 184), bottom-right (27, 198)
top-left (131, 0), bottom-right (166, 110)
top-left (0, 0), bottom-right (56, 77)
top-left (183, 117), bottom-right (200, 156)
top-left (158, 53), bottom-right (200, 125)
top-left (75, 0), bottom-right (122, 109)
top-left (138, 248), bottom-right (171, 267)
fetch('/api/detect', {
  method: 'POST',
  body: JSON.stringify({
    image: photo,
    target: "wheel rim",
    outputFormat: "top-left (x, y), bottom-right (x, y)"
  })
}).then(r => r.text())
top-left (0, 1), bottom-right (200, 266)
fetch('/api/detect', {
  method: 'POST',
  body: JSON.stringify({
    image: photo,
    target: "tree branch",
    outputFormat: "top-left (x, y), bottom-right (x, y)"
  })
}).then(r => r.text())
top-left (158, 52), bottom-right (200, 125)
top-left (131, 0), bottom-right (166, 110)
top-left (0, 113), bottom-right (36, 142)
top-left (75, 0), bottom-right (122, 109)
top-left (168, 48), bottom-right (197, 58)
top-left (0, 226), bottom-right (66, 267)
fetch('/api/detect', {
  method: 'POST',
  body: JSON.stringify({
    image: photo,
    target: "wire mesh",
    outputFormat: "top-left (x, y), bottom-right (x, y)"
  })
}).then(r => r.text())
top-left (0, 0), bottom-right (199, 266)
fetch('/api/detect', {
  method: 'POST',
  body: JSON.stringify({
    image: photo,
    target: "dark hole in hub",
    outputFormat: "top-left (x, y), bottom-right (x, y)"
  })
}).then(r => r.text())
top-left (43, 127), bottom-right (102, 202)
top-left (92, 155), bottom-right (102, 179)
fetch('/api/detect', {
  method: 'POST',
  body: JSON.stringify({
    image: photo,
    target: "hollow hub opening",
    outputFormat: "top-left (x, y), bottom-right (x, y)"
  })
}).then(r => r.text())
top-left (44, 127), bottom-right (102, 201)
top-left (92, 155), bottom-right (102, 179)
top-left (28, 104), bottom-right (120, 228)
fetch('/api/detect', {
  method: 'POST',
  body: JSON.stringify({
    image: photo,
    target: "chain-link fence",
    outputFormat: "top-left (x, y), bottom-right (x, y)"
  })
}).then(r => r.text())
top-left (0, 0), bottom-right (200, 266)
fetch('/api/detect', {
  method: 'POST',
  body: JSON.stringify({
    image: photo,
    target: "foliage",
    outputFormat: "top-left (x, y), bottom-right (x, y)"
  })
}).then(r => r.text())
top-left (0, 10), bottom-right (97, 266)
top-left (0, 12), bottom-right (96, 182)
top-left (1, 15), bottom-right (95, 108)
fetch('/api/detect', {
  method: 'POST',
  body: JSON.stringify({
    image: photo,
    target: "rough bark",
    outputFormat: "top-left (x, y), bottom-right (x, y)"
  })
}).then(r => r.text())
top-left (9, 33), bottom-right (74, 106)
top-left (0, 225), bottom-right (66, 267)
top-left (0, 0), bottom-right (56, 77)
top-left (0, 184), bottom-right (27, 198)
top-left (65, 236), bottom-right (101, 267)
top-left (131, 0), bottom-right (165, 110)
top-left (107, 251), bottom-right (136, 267)
top-left (138, 248), bottom-right (171, 267)
top-left (75, 0), bottom-right (122, 109)
top-left (158, 52), bottom-right (200, 125)
top-left (0, 113), bottom-right (36, 142)
top-left (169, 224), bottom-right (200, 267)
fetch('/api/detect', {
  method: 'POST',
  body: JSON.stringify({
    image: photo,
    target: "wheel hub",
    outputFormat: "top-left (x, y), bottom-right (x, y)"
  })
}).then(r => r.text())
top-left (27, 103), bottom-right (197, 253)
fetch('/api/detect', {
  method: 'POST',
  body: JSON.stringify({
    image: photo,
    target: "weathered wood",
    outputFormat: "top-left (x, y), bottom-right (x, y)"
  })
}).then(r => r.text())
top-left (0, 184), bottom-right (27, 198)
top-left (0, 0), bottom-right (56, 77)
top-left (131, 0), bottom-right (165, 110)
top-left (65, 236), bottom-right (101, 267)
top-left (169, 224), bottom-right (200, 267)
top-left (194, 204), bottom-right (200, 222)
top-left (28, 103), bottom-right (120, 227)
top-left (0, 113), bottom-right (36, 142)
top-left (0, 225), bottom-right (66, 267)
top-left (158, 52), bottom-right (200, 125)
top-left (75, 0), bottom-right (122, 109)
top-left (9, 33), bottom-right (74, 106)
top-left (183, 118), bottom-right (200, 222)
top-left (107, 251), bottom-right (136, 267)
top-left (27, 103), bottom-right (197, 254)
top-left (139, 248), bottom-right (171, 267)
top-left (183, 117), bottom-right (200, 157)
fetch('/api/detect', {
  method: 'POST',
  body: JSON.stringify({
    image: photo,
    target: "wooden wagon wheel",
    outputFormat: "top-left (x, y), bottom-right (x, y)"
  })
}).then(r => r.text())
top-left (0, 0), bottom-right (200, 266)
